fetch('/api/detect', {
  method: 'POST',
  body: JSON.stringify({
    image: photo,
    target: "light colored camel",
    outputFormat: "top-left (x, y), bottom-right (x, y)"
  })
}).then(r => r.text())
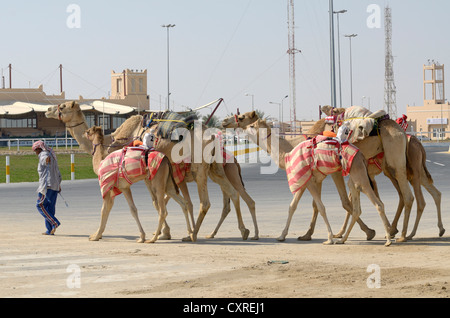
top-left (45, 102), bottom-right (258, 241)
top-left (321, 105), bottom-right (445, 239)
top-left (84, 126), bottom-right (193, 243)
top-left (222, 112), bottom-right (392, 246)
top-left (109, 113), bottom-right (260, 241)
top-left (222, 111), bottom-right (376, 241)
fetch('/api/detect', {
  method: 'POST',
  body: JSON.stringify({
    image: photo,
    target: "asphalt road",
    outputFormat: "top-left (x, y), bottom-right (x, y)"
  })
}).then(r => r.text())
top-left (1, 145), bottom-right (449, 241)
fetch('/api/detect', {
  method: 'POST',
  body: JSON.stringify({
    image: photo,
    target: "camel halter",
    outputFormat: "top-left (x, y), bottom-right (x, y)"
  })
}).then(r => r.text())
top-left (57, 104), bottom-right (85, 128)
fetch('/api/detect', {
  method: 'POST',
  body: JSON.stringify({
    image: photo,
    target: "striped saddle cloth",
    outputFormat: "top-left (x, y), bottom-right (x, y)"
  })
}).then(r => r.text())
top-left (285, 136), bottom-right (359, 194)
top-left (98, 147), bottom-right (166, 198)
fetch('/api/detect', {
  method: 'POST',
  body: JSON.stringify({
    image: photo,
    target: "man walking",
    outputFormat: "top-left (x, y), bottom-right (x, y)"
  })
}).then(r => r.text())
top-left (32, 141), bottom-right (62, 235)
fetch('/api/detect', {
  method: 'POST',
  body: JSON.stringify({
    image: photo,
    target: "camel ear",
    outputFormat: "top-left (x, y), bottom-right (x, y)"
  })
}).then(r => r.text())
top-left (321, 105), bottom-right (332, 116)
top-left (249, 111), bottom-right (256, 119)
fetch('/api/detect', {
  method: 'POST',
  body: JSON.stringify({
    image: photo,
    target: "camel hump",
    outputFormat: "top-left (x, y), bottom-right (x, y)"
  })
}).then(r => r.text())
top-left (368, 110), bottom-right (387, 119)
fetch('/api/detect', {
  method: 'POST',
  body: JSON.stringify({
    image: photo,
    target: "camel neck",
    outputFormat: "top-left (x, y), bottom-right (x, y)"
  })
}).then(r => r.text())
top-left (247, 121), bottom-right (289, 170)
top-left (67, 121), bottom-right (91, 154)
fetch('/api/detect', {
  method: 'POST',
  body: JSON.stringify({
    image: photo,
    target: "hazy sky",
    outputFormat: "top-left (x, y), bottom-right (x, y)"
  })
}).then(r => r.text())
top-left (1, 0), bottom-right (449, 121)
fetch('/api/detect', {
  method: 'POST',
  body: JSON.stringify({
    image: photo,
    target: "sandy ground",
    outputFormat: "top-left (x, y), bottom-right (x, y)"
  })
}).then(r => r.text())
top-left (1, 150), bottom-right (450, 300)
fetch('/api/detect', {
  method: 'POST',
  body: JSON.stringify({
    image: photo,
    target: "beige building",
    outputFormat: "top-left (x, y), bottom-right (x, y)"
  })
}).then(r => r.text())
top-left (407, 63), bottom-right (449, 140)
top-left (0, 68), bottom-right (149, 137)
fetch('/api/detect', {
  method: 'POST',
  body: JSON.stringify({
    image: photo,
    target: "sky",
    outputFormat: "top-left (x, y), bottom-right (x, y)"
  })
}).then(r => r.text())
top-left (1, 0), bottom-right (449, 122)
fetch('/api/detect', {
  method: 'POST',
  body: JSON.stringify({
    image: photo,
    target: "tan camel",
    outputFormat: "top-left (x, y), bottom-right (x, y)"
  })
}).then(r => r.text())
top-left (222, 112), bottom-right (376, 241)
top-left (222, 112), bottom-right (392, 246)
top-left (84, 126), bottom-right (193, 243)
top-left (45, 102), bottom-right (258, 241)
top-left (109, 113), bottom-right (260, 241)
top-left (45, 102), bottom-right (188, 240)
top-left (321, 106), bottom-right (445, 239)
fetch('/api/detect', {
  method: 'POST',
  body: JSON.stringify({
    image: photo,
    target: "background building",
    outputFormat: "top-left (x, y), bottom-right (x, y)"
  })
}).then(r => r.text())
top-left (0, 68), bottom-right (149, 137)
top-left (407, 62), bottom-right (449, 140)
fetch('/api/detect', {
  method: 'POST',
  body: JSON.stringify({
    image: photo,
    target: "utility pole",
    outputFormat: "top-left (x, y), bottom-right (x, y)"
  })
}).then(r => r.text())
top-left (345, 34), bottom-right (357, 106)
top-left (329, 0), bottom-right (337, 109)
top-left (162, 24), bottom-right (175, 111)
top-left (287, 0), bottom-right (301, 132)
top-left (384, 6), bottom-right (397, 118)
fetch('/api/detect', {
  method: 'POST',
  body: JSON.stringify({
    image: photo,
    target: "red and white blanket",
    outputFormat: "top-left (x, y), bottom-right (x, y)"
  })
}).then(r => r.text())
top-left (98, 147), bottom-right (165, 198)
top-left (285, 136), bottom-right (359, 194)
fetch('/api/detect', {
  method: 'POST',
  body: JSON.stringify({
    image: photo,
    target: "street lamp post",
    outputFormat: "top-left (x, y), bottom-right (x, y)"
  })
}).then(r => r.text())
top-left (269, 101), bottom-right (281, 132)
top-left (162, 24), bottom-right (175, 110)
top-left (345, 34), bottom-right (358, 106)
top-left (333, 9), bottom-right (347, 108)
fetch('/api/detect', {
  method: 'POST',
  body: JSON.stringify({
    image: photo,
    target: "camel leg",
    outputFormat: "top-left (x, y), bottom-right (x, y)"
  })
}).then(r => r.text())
top-left (208, 168), bottom-right (249, 240)
top-left (306, 180), bottom-right (335, 245)
top-left (207, 192), bottom-right (231, 239)
top-left (224, 162), bottom-right (259, 240)
top-left (298, 200), bottom-right (319, 241)
top-left (406, 176), bottom-right (426, 240)
top-left (145, 190), bottom-right (168, 244)
top-left (408, 171), bottom-right (445, 238)
top-left (145, 179), bottom-right (171, 240)
top-left (192, 167), bottom-right (211, 241)
top-left (277, 188), bottom-right (305, 242)
top-left (165, 178), bottom-right (195, 242)
top-left (337, 179), bottom-right (362, 245)
top-left (421, 181), bottom-right (445, 237)
top-left (330, 172), bottom-right (376, 240)
top-left (89, 193), bottom-right (115, 241)
top-left (178, 181), bottom-right (195, 230)
top-left (121, 187), bottom-right (146, 243)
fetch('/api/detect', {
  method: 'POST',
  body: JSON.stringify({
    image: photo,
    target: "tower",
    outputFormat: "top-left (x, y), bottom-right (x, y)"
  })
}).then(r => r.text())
top-left (287, 0), bottom-right (301, 132)
top-left (384, 6), bottom-right (397, 118)
top-left (424, 62), bottom-right (445, 105)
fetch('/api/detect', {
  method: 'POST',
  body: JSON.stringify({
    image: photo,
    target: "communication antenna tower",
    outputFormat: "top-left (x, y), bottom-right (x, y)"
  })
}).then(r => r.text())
top-left (384, 6), bottom-right (397, 118)
top-left (287, 0), bottom-right (301, 131)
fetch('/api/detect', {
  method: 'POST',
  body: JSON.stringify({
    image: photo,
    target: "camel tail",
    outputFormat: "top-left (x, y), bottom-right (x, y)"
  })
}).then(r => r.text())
top-left (235, 157), bottom-right (245, 189)
top-left (166, 159), bottom-right (180, 195)
top-left (420, 143), bottom-right (434, 184)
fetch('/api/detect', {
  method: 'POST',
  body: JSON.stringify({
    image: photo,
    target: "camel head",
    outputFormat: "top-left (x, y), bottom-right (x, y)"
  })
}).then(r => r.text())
top-left (221, 111), bottom-right (259, 129)
top-left (85, 126), bottom-right (104, 143)
top-left (45, 101), bottom-right (84, 125)
top-left (321, 105), bottom-right (346, 117)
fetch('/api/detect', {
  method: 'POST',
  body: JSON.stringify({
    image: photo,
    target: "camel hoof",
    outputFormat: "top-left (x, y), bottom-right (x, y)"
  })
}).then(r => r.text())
top-left (439, 228), bottom-right (446, 237)
top-left (190, 234), bottom-right (197, 242)
top-left (251, 236), bottom-right (259, 240)
top-left (396, 237), bottom-right (407, 243)
top-left (205, 233), bottom-right (215, 239)
top-left (89, 235), bottom-right (101, 241)
top-left (366, 229), bottom-right (376, 241)
top-left (335, 239), bottom-right (345, 245)
top-left (158, 233), bottom-right (171, 240)
top-left (389, 228), bottom-right (399, 237)
top-left (384, 240), bottom-right (392, 247)
top-left (241, 229), bottom-right (250, 240)
top-left (145, 239), bottom-right (157, 244)
top-left (298, 235), bottom-right (312, 241)
top-left (136, 238), bottom-right (145, 243)
top-left (322, 239), bottom-right (335, 245)
top-left (182, 236), bottom-right (192, 242)
top-left (333, 233), bottom-right (344, 239)
top-left (276, 236), bottom-right (286, 242)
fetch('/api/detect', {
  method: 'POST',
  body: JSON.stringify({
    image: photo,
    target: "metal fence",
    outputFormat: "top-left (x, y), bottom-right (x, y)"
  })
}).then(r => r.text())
top-left (0, 138), bottom-right (79, 151)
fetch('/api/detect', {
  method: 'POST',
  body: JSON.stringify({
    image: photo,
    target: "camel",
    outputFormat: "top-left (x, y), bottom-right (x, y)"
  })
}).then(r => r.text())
top-left (315, 106), bottom-right (415, 243)
top-left (45, 102), bottom-right (258, 241)
top-left (84, 126), bottom-right (193, 243)
top-left (222, 112), bottom-right (392, 246)
top-left (321, 106), bottom-right (445, 239)
top-left (222, 112), bottom-right (376, 241)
